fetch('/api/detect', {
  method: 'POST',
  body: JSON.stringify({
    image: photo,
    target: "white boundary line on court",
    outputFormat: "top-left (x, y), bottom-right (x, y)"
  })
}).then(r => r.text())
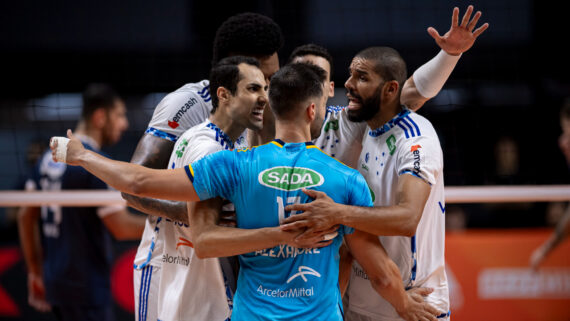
top-left (0, 185), bottom-right (569, 206)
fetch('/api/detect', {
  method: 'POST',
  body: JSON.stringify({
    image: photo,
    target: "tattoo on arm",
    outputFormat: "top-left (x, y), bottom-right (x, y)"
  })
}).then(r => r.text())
top-left (122, 193), bottom-right (189, 224)
top-left (130, 134), bottom-right (175, 169)
top-left (122, 133), bottom-right (182, 221)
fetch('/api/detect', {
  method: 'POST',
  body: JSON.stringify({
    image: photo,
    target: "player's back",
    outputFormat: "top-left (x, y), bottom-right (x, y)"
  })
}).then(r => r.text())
top-left (190, 139), bottom-right (373, 320)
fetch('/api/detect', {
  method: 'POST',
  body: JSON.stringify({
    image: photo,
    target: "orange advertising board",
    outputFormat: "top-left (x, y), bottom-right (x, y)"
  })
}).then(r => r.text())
top-left (446, 230), bottom-right (570, 321)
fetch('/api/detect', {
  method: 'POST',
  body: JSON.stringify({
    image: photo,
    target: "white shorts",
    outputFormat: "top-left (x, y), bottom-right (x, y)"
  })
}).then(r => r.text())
top-left (134, 265), bottom-right (161, 321)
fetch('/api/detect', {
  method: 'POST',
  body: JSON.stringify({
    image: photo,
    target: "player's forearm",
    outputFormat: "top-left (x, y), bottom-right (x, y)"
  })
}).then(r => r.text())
top-left (193, 226), bottom-right (287, 259)
top-left (17, 207), bottom-right (43, 275)
top-left (339, 204), bottom-right (419, 237)
top-left (346, 231), bottom-right (409, 314)
top-left (122, 193), bottom-right (189, 225)
top-left (368, 259), bottom-right (410, 316)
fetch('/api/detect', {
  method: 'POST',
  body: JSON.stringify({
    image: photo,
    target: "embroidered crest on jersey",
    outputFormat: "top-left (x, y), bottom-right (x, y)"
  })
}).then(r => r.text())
top-left (258, 166), bottom-right (324, 191)
top-left (175, 138), bottom-right (189, 158)
top-left (323, 119), bottom-right (339, 132)
top-left (168, 97), bottom-right (199, 129)
top-left (387, 135), bottom-right (397, 155)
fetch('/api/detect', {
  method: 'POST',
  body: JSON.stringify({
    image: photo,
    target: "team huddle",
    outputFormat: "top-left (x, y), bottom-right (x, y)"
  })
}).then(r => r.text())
top-left (47, 6), bottom-right (487, 321)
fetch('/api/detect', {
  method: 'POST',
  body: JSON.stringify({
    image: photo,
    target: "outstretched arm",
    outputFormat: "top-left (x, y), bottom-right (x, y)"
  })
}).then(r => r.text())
top-left (51, 130), bottom-right (199, 202)
top-left (119, 133), bottom-right (191, 222)
top-left (345, 231), bottom-right (441, 321)
top-left (189, 198), bottom-right (333, 259)
top-left (401, 5), bottom-right (489, 111)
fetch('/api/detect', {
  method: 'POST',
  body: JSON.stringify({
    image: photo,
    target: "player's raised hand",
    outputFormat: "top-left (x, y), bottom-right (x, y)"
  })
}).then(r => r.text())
top-left (428, 5), bottom-right (489, 56)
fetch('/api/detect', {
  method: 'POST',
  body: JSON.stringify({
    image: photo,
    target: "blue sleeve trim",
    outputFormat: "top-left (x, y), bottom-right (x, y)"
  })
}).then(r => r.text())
top-left (145, 127), bottom-right (177, 142)
top-left (437, 311), bottom-right (451, 318)
top-left (184, 165), bottom-right (194, 183)
top-left (399, 170), bottom-right (432, 186)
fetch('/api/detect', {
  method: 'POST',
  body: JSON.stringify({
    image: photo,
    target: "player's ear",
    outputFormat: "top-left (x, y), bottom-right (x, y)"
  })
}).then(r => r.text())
top-left (328, 81), bottom-right (335, 98)
top-left (217, 87), bottom-right (231, 104)
top-left (91, 108), bottom-right (106, 129)
top-left (383, 80), bottom-right (399, 102)
top-left (306, 102), bottom-right (316, 122)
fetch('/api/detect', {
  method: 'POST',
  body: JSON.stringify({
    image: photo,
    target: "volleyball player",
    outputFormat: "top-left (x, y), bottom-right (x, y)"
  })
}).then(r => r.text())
top-left (281, 6), bottom-right (488, 320)
top-left (51, 62), bottom-right (442, 321)
top-left (123, 13), bottom-right (283, 321)
top-left (18, 84), bottom-right (145, 321)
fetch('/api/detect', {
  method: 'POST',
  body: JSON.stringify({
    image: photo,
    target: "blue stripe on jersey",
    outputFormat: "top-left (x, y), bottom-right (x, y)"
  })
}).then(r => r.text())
top-left (145, 127), bottom-right (177, 142)
top-left (198, 84), bottom-right (210, 95)
top-left (406, 115), bottom-right (421, 136)
top-left (396, 122), bottom-right (410, 138)
top-left (144, 266), bottom-right (153, 321)
top-left (408, 235), bottom-right (417, 288)
top-left (133, 217), bottom-right (162, 269)
top-left (138, 266), bottom-right (148, 321)
top-left (437, 310), bottom-right (451, 318)
top-left (400, 118), bottom-right (416, 137)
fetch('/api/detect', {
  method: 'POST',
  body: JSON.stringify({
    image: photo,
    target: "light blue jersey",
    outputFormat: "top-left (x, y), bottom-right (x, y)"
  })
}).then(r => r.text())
top-left (186, 139), bottom-right (373, 321)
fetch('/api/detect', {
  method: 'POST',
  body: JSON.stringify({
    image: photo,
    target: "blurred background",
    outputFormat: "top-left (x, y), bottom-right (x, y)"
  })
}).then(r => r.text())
top-left (0, 0), bottom-right (568, 320)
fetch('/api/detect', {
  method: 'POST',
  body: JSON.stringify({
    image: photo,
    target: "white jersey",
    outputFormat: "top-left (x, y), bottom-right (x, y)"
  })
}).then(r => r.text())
top-left (347, 109), bottom-right (449, 320)
top-left (314, 106), bottom-right (367, 168)
top-left (134, 80), bottom-right (213, 270)
top-left (158, 120), bottom-right (247, 321)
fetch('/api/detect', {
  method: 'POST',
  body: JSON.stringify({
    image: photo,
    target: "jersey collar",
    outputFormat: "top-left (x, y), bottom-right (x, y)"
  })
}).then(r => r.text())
top-left (272, 139), bottom-right (316, 149)
top-left (368, 108), bottom-right (410, 137)
top-left (206, 121), bottom-right (235, 150)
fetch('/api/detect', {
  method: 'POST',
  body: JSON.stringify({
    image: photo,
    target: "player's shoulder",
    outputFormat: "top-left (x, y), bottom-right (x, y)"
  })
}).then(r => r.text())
top-left (308, 143), bottom-right (359, 176)
top-left (397, 110), bottom-right (438, 138)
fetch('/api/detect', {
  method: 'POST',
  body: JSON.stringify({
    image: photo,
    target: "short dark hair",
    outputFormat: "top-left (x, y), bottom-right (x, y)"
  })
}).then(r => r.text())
top-left (355, 47), bottom-right (407, 91)
top-left (81, 83), bottom-right (120, 120)
top-left (212, 12), bottom-right (284, 65)
top-left (269, 62), bottom-right (327, 119)
top-left (288, 43), bottom-right (334, 78)
top-left (209, 56), bottom-right (260, 113)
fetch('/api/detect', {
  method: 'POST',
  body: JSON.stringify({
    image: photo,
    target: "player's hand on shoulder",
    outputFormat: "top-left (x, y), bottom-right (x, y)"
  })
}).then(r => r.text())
top-left (398, 287), bottom-right (443, 321)
top-left (428, 5), bottom-right (489, 55)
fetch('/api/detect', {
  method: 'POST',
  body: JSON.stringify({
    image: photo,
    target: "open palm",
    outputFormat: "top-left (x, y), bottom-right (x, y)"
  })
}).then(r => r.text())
top-left (428, 5), bottom-right (489, 56)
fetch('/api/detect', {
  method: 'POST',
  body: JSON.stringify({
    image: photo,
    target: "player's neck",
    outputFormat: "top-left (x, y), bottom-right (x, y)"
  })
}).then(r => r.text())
top-left (209, 113), bottom-right (243, 143)
top-left (274, 120), bottom-right (311, 143)
top-left (366, 102), bottom-right (403, 130)
top-left (75, 121), bottom-right (103, 148)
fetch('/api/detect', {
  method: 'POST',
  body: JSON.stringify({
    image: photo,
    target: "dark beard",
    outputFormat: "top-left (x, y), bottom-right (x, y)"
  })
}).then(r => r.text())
top-left (347, 86), bottom-right (382, 122)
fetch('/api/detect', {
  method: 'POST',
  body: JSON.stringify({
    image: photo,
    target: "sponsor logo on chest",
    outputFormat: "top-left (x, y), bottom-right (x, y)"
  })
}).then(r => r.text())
top-left (258, 166), bottom-right (324, 191)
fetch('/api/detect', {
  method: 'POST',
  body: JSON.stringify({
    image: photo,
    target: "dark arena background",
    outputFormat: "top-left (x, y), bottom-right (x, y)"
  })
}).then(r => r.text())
top-left (0, 1), bottom-right (569, 320)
